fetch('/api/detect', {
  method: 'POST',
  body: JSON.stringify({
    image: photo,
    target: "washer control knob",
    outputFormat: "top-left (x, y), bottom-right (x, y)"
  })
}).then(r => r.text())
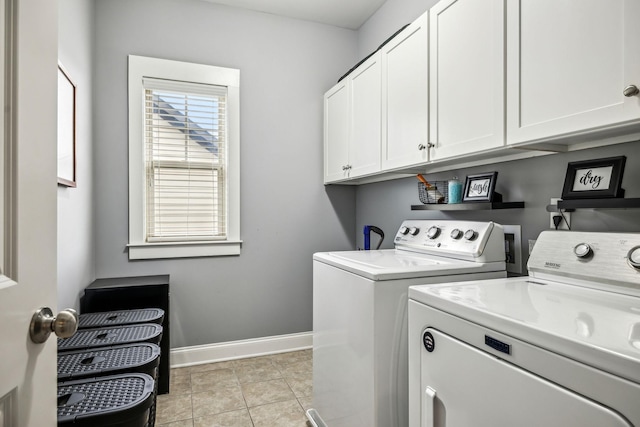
top-left (627, 246), bottom-right (640, 269)
top-left (450, 229), bottom-right (463, 239)
top-left (399, 226), bottom-right (410, 235)
top-left (574, 243), bottom-right (592, 259)
top-left (464, 229), bottom-right (477, 241)
top-left (426, 226), bottom-right (440, 239)
top-left (409, 227), bottom-right (420, 236)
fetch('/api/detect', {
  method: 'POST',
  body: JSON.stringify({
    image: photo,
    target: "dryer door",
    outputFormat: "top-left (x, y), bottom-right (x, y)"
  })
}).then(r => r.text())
top-left (420, 328), bottom-right (632, 427)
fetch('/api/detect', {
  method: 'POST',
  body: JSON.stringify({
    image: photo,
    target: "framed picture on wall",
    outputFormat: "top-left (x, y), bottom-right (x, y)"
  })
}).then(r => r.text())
top-left (561, 156), bottom-right (626, 199)
top-left (462, 172), bottom-right (498, 202)
top-left (57, 63), bottom-right (77, 187)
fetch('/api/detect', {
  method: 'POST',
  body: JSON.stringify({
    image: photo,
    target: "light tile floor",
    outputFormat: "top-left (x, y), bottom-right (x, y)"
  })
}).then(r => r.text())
top-left (156, 350), bottom-right (312, 427)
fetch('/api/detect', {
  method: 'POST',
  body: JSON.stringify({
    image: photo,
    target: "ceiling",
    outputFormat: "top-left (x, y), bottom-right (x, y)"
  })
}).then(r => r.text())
top-left (199, 0), bottom-right (388, 30)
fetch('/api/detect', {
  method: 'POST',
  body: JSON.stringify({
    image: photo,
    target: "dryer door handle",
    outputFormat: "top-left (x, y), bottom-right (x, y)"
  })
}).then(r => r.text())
top-left (423, 386), bottom-right (437, 427)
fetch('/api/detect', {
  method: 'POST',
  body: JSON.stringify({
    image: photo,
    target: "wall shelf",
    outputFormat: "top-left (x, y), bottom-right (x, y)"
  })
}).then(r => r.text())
top-left (411, 201), bottom-right (525, 211)
top-left (557, 198), bottom-right (640, 210)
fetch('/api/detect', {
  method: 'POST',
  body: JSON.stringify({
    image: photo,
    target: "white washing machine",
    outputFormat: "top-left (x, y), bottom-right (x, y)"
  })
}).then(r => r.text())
top-left (307, 220), bottom-right (508, 427)
top-left (408, 230), bottom-right (640, 427)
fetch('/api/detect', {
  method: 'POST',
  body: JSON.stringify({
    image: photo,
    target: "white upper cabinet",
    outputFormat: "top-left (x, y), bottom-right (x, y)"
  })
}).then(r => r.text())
top-left (324, 80), bottom-right (350, 182)
top-left (323, 0), bottom-right (640, 185)
top-left (506, 0), bottom-right (640, 145)
top-left (381, 12), bottom-right (430, 170)
top-left (429, 0), bottom-right (506, 161)
top-left (349, 52), bottom-right (382, 178)
top-left (323, 53), bottom-right (382, 183)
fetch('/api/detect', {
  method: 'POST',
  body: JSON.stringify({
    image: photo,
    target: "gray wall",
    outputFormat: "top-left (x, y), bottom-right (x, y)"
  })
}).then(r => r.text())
top-left (355, 142), bottom-right (640, 272)
top-left (93, 0), bottom-right (356, 348)
top-left (57, 0), bottom-right (96, 311)
top-left (357, 0), bottom-right (438, 57)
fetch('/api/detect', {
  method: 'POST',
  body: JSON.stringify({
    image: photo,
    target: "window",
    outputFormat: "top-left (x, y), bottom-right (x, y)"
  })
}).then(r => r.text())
top-left (144, 79), bottom-right (226, 241)
top-left (128, 55), bottom-right (241, 259)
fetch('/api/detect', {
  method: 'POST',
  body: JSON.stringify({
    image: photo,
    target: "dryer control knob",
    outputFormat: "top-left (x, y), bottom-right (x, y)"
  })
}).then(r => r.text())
top-left (409, 227), bottom-right (420, 236)
top-left (627, 246), bottom-right (640, 269)
top-left (399, 226), bottom-right (410, 235)
top-left (464, 229), bottom-right (477, 241)
top-left (574, 243), bottom-right (592, 259)
top-left (450, 229), bottom-right (463, 239)
top-left (426, 226), bottom-right (440, 239)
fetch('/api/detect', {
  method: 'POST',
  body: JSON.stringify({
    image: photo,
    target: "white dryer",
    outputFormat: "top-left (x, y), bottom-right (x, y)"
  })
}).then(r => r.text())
top-left (307, 220), bottom-right (507, 427)
top-left (408, 230), bottom-right (640, 427)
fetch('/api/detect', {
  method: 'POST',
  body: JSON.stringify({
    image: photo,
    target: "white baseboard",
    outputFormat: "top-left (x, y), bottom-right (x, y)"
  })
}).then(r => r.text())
top-left (170, 331), bottom-right (313, 368)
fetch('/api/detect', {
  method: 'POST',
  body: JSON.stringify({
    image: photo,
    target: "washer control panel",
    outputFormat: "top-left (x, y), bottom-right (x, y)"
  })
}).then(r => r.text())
top-left (393, 220), bottom-right (505, 262)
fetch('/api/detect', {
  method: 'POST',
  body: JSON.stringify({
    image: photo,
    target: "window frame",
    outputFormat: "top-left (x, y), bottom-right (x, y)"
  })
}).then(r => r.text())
top-left (128, 55), bottom-right (241, 259)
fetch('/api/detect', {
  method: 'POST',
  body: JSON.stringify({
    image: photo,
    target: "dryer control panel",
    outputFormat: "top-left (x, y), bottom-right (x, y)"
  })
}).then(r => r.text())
top-left (394, 220), bottom-right (505, 263)
top-left (528, 230), bottom-right (640, 294)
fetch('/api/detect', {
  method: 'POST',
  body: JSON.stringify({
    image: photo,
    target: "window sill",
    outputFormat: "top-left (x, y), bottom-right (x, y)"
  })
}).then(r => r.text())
top-left (127, 240), bottom-right (242, 260)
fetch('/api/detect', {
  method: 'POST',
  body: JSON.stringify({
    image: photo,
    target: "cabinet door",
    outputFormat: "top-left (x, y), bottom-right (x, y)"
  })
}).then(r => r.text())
top-left (381, 12), bottom-right (430, 170)
top-left (429, 0), bottom-right (505, 161)
top-left (324, 81), bottom-right (350, 183)
top-left (507, 0), bottom-right (640, 145)
top-left (349, 52), bottom-right (382, 178)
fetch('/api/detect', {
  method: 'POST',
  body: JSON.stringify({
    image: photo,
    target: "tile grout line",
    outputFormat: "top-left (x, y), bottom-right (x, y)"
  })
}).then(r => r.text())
top-left (189, 380), bottom-right (195, 426)
top-left (235, 364), bottom-right (257, 427)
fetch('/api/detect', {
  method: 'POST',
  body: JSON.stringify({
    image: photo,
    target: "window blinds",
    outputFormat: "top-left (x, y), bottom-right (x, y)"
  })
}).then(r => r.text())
top-left (143, 77), bottom-right (227, 242)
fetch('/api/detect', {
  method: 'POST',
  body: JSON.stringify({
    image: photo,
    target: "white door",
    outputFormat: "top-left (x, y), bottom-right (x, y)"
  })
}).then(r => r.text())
top-left (381, 12), bottom-right (429, 171)
top-left (429, 0), bottom-right (505, 161)
top-left (0, 0), bottom-right (59, 425)
top-left (506, 0), bottom-right (640, 145)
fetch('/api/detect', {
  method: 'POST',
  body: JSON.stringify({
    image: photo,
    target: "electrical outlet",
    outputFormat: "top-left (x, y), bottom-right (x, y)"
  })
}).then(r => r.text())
top-left (549, 198), bottom-right (571, 230)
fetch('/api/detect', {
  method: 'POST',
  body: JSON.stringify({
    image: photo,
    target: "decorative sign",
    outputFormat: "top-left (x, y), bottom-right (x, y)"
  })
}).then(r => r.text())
top-left (463, 172), bottom-right (498, 202)
top-left (571, 166), bottom-right (613, 192)
top-left (468, 178), bottom-right (491, 198)
top-left (561, 156), bottom-right (625, 199)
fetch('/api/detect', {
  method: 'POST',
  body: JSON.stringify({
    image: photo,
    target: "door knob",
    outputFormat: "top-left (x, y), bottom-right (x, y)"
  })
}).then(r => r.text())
top-left (29, 307), bottom-right (78, 343)
top-left (623, 85), bottom-right (639, 97)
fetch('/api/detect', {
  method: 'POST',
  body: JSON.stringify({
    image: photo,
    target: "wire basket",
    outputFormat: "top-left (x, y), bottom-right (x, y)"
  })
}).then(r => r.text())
top-left (418, 181), bottom-right (448, 204)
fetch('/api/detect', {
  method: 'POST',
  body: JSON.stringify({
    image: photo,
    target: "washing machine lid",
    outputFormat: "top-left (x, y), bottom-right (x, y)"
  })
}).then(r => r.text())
top-left (313, 249), bottom-right (505, 281)
top-left (409, 277), bottom-right (640, 384)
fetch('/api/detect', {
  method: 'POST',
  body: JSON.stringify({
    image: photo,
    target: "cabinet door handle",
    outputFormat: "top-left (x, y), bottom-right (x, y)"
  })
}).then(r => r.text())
top-left (623, 85), bottom-right (639, 97)
top-left (427, 142), bottom-right (435, 149)
top-left (418, 144), bottom-right (426, 151)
